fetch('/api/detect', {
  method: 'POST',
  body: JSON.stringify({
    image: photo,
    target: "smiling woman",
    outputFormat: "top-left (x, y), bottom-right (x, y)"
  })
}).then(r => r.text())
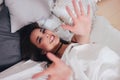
top-left (19, 0), bottom-right (120, 80)
top-left (20, 23), bottom-right (50, 63)
top-left (20, 22), bottom-right (69, 63)
top-left (30, 27), bottom-right (60, 52)
top-left (20, 0), bottom-right (92, 64)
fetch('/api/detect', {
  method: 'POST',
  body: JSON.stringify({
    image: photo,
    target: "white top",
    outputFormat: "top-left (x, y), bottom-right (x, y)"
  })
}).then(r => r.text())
top-left (61, 43), bottom-right (120, 80)
top-left (1, 43), bottom-right (120, 80)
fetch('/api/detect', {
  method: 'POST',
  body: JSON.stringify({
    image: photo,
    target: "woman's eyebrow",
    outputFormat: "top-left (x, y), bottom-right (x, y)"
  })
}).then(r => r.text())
top-left (40, 28), bottom-right (42, 32)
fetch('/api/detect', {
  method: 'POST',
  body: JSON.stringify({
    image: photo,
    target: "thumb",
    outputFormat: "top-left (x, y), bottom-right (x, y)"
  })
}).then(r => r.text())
top-left (61, 24), bottom-right (73, 32)
top-left (32, 70), bottom-right (49, 79)
top-left (47, 52), bottom-right (60, 64)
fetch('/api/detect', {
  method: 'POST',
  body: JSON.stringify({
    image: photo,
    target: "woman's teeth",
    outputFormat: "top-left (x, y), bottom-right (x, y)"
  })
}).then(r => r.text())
top-left (50, 35), bottom-right (54, 43)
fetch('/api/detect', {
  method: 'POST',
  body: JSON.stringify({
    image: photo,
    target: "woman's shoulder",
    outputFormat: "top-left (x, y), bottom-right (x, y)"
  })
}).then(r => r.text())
top-left (69, 42), bottom-right (105, 49)
top-left (62, 42), bottom-right (119, 60)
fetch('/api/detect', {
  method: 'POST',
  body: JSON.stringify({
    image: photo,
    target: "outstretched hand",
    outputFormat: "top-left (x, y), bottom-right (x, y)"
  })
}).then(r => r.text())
top-left (32, 53), bottom-right (73, 80)
top-left (62, 0), bottom-right (91, 37)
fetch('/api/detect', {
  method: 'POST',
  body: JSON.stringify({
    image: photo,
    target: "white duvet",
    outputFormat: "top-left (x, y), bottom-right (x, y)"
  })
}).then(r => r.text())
top-left (62, 43), bottom-right (120, 80)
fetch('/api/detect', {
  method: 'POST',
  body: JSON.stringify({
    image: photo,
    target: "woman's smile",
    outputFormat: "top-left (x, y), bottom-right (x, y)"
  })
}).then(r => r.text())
top-left (50, 35), bottom-right (55, 44)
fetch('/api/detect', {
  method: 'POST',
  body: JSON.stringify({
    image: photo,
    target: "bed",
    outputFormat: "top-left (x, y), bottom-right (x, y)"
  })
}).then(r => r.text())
top-left (0, 0), bottom-right (120, 80)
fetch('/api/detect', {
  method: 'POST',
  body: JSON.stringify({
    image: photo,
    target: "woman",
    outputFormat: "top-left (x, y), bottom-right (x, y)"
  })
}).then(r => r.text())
top-left (21, 0), bottom-right (91, 61)
top-left (21, 0), bottom-right (120, 80)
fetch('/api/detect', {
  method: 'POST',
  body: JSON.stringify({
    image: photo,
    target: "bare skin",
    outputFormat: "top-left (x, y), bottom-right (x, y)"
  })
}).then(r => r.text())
top-left (32, 0), bottom-right (92, 80)
top-left (62, 0), bottom-right (91, 44)
top-left (32, 52), bottom-right (73, 80)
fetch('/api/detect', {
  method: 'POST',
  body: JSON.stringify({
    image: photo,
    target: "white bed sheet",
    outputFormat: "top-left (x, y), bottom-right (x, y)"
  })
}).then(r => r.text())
top-left (0, 60), bottom-right (47, 80)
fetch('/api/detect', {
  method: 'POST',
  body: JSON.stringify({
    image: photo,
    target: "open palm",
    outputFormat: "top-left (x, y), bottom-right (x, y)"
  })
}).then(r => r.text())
top-left (32, 53), bottom-right (72, 80)
top-left (62, 0), bottom-right (91, 37)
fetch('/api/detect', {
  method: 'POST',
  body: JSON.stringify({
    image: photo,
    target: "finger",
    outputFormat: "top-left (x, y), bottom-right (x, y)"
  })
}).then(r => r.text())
top-left (79, 0), bottom-right (85, 16)
top-left (61, 24), bottom-right (73, 32)
top-left (47, 75), bottom-right (52, 80)
top-left (47, 52), bottom-right (61, 64)
top-left (87, 4), bottom-right (91, 17)
top-left (72, 0), bottom-right (80, 17)
top-left (66, 6), bottom-right (76, 23)
top-left (47, 76), bottom-right (57, 80)
top-left (48, 76), bottom-right (55, 80)
top-left (32, 70), bottom-right (49, 79)
top-left (47, 77), bottom-right (52, 80)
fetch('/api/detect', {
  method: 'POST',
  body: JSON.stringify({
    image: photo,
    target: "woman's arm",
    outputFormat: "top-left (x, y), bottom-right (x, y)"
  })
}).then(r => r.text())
top-left (62, 0), bottom-right (92, 44)
top-left (71, 34), bottom-right (90, 44)
top-left (32, 0), bottom-right (91, 80)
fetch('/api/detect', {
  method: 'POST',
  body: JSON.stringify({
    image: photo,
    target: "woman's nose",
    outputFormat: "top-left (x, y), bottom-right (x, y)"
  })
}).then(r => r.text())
top-left (43, 30), bottom-right (51, 38)
top-left (44, 32), bottom-right (50, 38)
top-left (46, 33), bottom-right (49, 38)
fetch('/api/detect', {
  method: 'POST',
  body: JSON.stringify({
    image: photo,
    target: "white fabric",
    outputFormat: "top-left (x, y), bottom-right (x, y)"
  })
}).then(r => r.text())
top-left (61, 43), bottom-right (120, 80)
top-left (51, 0), bottom-right (97, 25)
top-left (5, 0), bottom-right (50, 33)
top-left (90, 16), bottom-right (120, 56)
top-left (0, 60), bottom-right (48, 80)
top-left (1, 65), bottom-right (44, 80)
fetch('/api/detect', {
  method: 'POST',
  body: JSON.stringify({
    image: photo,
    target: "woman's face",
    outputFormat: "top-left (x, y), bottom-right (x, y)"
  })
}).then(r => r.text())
top-left (30, 28), bottom-right (60, 52)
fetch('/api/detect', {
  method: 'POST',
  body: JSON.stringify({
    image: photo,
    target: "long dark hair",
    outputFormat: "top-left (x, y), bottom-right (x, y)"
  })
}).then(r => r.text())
top-left (19, 23), bottom-right (50, 62)
top-left (19, 22), bottom-right (69, 64)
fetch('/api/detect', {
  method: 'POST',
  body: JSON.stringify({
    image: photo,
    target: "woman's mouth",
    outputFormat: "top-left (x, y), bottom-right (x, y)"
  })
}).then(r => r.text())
top-left (50, 35), bottom-right (55, 43)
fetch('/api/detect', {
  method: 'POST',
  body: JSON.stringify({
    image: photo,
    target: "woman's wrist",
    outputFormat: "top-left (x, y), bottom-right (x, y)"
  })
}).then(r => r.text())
top-left (72, 34), bottom-right (90, 44)
top-left (78, 35), bottom-right (90, 44)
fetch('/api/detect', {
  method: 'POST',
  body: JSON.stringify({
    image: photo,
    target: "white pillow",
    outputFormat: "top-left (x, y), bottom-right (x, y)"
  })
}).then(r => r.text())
top-left (37, 14), bottom-right (73, 41)
top-left (51, 0), bottom-right (97, 25)
top-left (5, 0), bottom-right (50, 33)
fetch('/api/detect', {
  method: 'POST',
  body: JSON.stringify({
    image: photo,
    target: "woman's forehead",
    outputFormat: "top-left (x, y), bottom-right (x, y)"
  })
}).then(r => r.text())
top-left (32, 28), bottom-right (41, 34)
top-left (30, 29), bottom-right (40, 39)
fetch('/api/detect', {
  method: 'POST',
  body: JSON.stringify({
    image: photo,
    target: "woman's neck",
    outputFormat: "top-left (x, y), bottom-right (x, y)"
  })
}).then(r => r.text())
top-left (55, 42), bottom-right (69, 58)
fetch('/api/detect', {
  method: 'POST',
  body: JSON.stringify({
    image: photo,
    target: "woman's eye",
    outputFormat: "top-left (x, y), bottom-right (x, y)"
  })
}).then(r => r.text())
top-left (40, 28), bottom-right (46, 33)
top-left (38, 38), bottom-right (42, 44)
top-left (43, 29), bottom-right (46, 33)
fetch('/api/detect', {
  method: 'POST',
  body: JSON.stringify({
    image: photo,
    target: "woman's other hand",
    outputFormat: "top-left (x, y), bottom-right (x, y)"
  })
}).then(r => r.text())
top-left (62, 0), bottom-right (91, 44)
top-left (32, 52), bottom-right (73, 80)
